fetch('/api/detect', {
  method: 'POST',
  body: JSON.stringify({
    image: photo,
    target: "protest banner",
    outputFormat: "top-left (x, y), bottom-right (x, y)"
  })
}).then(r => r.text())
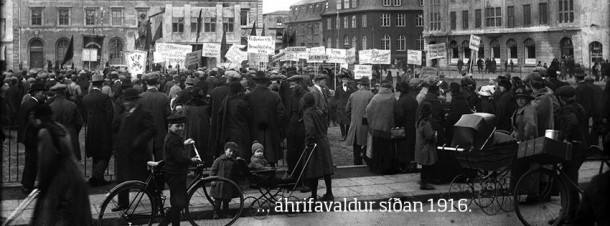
top-left (346, 48), bottom-right (356, 64)
top-left (285, 52), bottom-right (299, 61)
top-left (371, 49), bottom-right (391, 64)
top-left (308, 46), bottom-right (327, 63)
top-left (201, 43), bottom-right (221, 58)
top-left (247, 36), bottom-right (275, 55)
top-left (359, 50), bottom-right (372, 64)
top-left (185, 50), bottom-right (202, 69)
top-left (125, 51), bottom-right (147, 76)
top-left (354, 64), bottom-right (373, 79)
top-left (272, 51), bottom-right (286, 62)
top-left (249, 53), bottom-right (269, 63)
top-left (469, 35), bottom-right (481, 51)
top-left (155, 43), bottom-right (192, 59)
top-left (427, 43), bottom-right (447, 60)
top-left (326, 48), bottom-right (347, 64)
top-left (407, 50), bottom-right (422, 65)
top-left (286, 46), bottom-right (308, 60)
top-left (153, 52), bottom-right (165, 63)
top-left (225, 44), bottom-right (248, 64)
top-left (82, 48), bottom-right (97, 61)
top-left (420, 66), bottom-right (439, 78)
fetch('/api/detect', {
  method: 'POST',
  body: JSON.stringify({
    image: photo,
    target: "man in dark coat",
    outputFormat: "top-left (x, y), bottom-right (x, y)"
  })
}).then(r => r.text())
top-left (183, 88), bottom-right (212, 166)
top-left (495, 80), bottom-right (517, 132)
top-left (333, 74), bottom-right (356, 141)
top-left (284, 75), bottom-right (308, 176)
top-left (394, 82), bottom-right (418, 172)
top-left (18, 82), bottom-right (46, 193)
top-left (173, 77), bottom-right (195, 107)
top-left (83, 74), bottom-right (114, 186)
top-left (244, 71), bottom-right (286, 165)
top-left (310, 74), bottom-right (331, 124)
top-left (587, 77), bottom-right (604, 145)
top-left (113, 88), bottom-right (156, 210)
top-left (208, 71), bottom-right (241, 156)
top-left (48, 83), bottom-right (83, 160)
top-left (218, 82), bottom-right (251, 159)
top-left (575, 74), bottom-right (596, 142)
top-left (139, 72), bottom-right (171, 161)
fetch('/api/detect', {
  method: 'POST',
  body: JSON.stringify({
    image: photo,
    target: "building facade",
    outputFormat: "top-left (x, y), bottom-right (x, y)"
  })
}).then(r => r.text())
top-left (322, 0), bottom-right (424, 66)
top-left (284, 0), bottom-right (326, 48)
top-left (11, 0), bottom-right (263, 70)
top-left (262, 10), bottom-right (288, 51)
top-left (1, 0), bottom-right (14, 71)
top-left (423, 0), bottom-right (610, 69)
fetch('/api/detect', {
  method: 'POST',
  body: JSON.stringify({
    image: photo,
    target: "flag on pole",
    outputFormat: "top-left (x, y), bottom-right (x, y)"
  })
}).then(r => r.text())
top-left (261, 23), bottom-right (265, 36)
top-left (195, 9), bottom-right (203, 49)
top-left (288, 31), bottom-right (296, 47)
top-left (152, 19), bottom-right (163, 44)
top-left (250, 21), bottom-right (257, 36)
top-left (281, 32), bottom-right (288, 49)
top-left (144, 18), bottom-right (152, 51)
top-left (61, 36), bottom-right (74, 66)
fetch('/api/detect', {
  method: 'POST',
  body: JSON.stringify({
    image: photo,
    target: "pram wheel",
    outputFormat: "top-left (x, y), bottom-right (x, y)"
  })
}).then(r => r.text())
top-left (479, 178), bottom-right (502, 216)
top-left (448, 174), bottom-right (474, 209)
top-left (248, 196), bottom-right (272, 219)
top-left (498, 176), bottom-right (515, 212)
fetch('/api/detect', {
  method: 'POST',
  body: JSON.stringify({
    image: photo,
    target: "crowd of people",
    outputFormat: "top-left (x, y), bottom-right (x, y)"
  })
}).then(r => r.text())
top-left (1, 58), bottom-right (610, 224)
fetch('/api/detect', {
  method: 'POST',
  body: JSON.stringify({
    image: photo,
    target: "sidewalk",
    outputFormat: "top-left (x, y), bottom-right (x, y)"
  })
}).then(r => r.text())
top-left (2, 160), bottom-right (606, 225)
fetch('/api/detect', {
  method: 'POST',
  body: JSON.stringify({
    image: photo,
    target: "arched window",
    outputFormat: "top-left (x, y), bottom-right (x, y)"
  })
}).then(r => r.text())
top-left (524, 38), bottom-right (535, 60)
top-left (362, 36), bottom-right (367, 50)
top-left (55, 38), bottom-right (70, 65)
top-left (381, 35), bottom-right (391, 50)
top-left (109, 38), bottom-right (124, 65)
top-left (29, 39), bottom-right (44, 69)
top-left (590, 41), bottom-right (603, 64)
top-left (449, 40), bottom-right (458, 58)
top-left (352, 36), bottom-right (357, 50)
top-left (506, 39), bottom-right (517, 59)
top-left (560, 37), bottom-right (574, 57)
top-left (343, 35), bottom-right (349, 48)
top-left (352, 16), bottom-right (357, 28)
top-left (395, 35), bottom-right (406, 51)
top-left (490, 39), bottom-right (500, 59)
top-left (461, 40), bottom-right (471, 59)
top-left (327, 38), bottom-right (332, 48)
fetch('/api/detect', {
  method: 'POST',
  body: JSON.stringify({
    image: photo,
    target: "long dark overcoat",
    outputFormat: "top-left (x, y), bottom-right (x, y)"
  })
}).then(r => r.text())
top-left (139, 88), bottom-right (171, 161)
top-left (114, 105), bottom-right (156, 182)
top-left (302, 105), bottom-right (334, 179)
top-left (49, 95), bottom-right (83, 160)
top-left (244, 86), bottom-right (287, 163)
top-left (208, 84), bottom-right (232, 157)
top-left (218, 95), bottom-right (251, 159)
top-left (345, 89), bottom-right (374, 146)
top-left (394, 92), bottom-right (418, 165)
top-left (184, 99), bottom-right (212, 165)
top-left (82, 89), bottom-right (113, 159)
top-left (332, 84), bottom-right (356, 124)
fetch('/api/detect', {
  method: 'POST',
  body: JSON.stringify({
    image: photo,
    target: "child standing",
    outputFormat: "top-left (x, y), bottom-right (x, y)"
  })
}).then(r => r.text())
top-left (210, 142), bottom-right (242, 219)
top-left (415, 102), bottom-right (438, 190)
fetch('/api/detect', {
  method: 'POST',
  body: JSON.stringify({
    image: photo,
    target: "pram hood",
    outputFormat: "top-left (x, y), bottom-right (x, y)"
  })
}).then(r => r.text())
top-left (451, 113), bottom-right (496, 150)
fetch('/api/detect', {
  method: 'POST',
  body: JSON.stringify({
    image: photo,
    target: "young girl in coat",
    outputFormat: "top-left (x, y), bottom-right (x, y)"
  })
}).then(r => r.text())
top-left (415, 102), bottom-right (438, 190)
top-left (210, 142), bottom-right (242, 219)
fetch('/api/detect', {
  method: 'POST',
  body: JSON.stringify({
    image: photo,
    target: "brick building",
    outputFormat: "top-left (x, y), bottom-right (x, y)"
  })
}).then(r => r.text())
top-left (284, 0), bottom-right (326, 48)
top-left (322, 0), bottom-right (424, 66)
top-left (262, 10), bottom-right (289, 51)
top-left (423, 0), bottom-right (610, 70)
top-left (10, 0), bottom-right (263, 70)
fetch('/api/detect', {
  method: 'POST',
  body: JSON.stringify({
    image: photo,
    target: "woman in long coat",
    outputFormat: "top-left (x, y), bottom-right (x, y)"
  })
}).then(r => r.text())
top-left (218, 82), bottom-right (251, 159)
top-left (30, 105), bottom-right (92, 225)
top-left (365, 81), bottom-right (396, 174)
top-left (394, 82), bottom-right (418, 172)
top-left (184, 87), bottom-right (212, 166)
top-left (511, 86), bottom-right (538, 141)
top-left (302, 92), bottom-right (334, 201)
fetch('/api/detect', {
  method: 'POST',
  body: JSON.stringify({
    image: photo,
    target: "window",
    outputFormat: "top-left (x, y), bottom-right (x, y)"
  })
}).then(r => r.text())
top-left (29, 39), bottom-right (44, 69)
top-left (191, 17), bottom-right (199, 33)
top-left (204, 17), bottom-right (216, 32)
top-left (223, 18), bottom-right (234, 32)
top-left (352, 36), bottom-right (357, 50)
top-left (275, 30), bottom-right (283, 39)
top-left (462, 10), bottom-right (468, 29)
top-left (478, 43), bottom-right (485, 58)
top-left (31, 8), bottom-right (42, 26)
top-left (172, 17), bottom-right (184, 32)
top-left (58, 8), bottom-right (69, 26)
top-left (111, 9), bottom-right (123, 26)
top-left (327, 18), bottom-right (331, 30)
top-left (352, 0), bottom-right (358, 8)
top-left (524, 38), bottom-right (536, 59)
top-left (523, 4), bottom-right (531, 26)
top-left (362, 36), bottom-right (367, 50)
top-left (109, 38), bottom-right (124, 65)
top-left (539, 3), bottom-right (548, 24)
top-left (0, 19), bottom-right (5, 40)
top-left (381, 14), bottom-right (390, 27)
top-left (276, 17), bottom-right (283, 25)
top-left (430, 12), bottom-right (441, 31)
top-left (336, 38), bottom-right (339, 48)
top-left (559, 0), bottom-right (574, 23)
top-left (240, 9), bottom-right (249, 26)
top-left (344, 16), bottom-right (348, 28)
top-left (475, 9), bottom-right (482, 28)
top-left (417, 34), bottom-right (424, 50)
top-left (590, 42), bottom-right (603, 63)
top-left (507, 6), bottom-right (514, 28)
top-left (383, 0), bottom-right (391, 6)
top-left (85, 8), bottom-right (96, 26)
top-left (336, 17), bottom-right (340, 29)
top-left (507, 39), bottom-right (517, 59)
top-left (416, 14), bottom-right (423, 27)
top-left (485, 7), bottom-right (501, 27)
top-left (337, 0), bottom-right (342, 10)
top-left (362, 15), bottom-right (367, 27)
top-left (352, 16), bottom-right (356, 28)
top-left (450, 12), bottom-right (456, 30)
top-left (381, 35), bottom-right (391, 50)
top-left (450, 41), bottom-right (459, 58)
top-left (462, 41), bottom-right (471, 58)
top-left (344, 0), bottom-right (349, 9)
top-left (396, 35), bottom-right (406, 51)
top-left (420, 0), bottom-right (423, 6)
top-left (491, 39), bottom-right (500, 59)
top-left (343, 35), bottom-right (349, 48)
top-left (396, 14), bottom-right (405, 27)
top-left (393, 0), bottom-right (401, 6)
top-left (560, 37), bottom-right (574, 57)
top-left (55, 38), bottom-right (69, 65)
top-left (327, 38), bottom-right (332, 48)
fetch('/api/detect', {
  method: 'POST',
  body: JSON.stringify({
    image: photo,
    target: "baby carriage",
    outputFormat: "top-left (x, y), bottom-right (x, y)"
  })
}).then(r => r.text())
top-left (238, 143), bottom-right (318, 219)
top-left (439, 113), bottom-right (519, 215)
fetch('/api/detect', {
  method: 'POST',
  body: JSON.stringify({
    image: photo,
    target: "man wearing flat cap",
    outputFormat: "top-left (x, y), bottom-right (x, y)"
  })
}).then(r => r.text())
top-left (207, 70), bottom-right (242, 155)
top-left (48, 83), bottom-right (83, 160)
top-left (83, 73), bottom-right (114, 186)
top-left (309, 74), bottom-right (331, 125)
top-left (18, 82), bottom-right (47, 193)
top-left (139, 71), bottom-right (171, 161)
top-left (244, 71), bottom-right (287, 165)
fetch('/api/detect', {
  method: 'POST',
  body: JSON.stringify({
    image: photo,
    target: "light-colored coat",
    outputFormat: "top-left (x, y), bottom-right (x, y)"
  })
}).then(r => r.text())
top-left (345, 89), bottom-right (373, 146)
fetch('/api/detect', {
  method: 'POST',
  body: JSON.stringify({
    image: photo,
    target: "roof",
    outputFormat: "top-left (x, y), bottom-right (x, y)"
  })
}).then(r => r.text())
top-left (264, 10), bottom-right (290, 15)
top-left (291, 0), bottom-right (326, 7)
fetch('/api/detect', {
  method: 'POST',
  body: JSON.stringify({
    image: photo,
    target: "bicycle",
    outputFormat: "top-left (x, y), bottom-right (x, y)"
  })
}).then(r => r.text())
top-left (97, 160), bottom-right (244, 226)
top-left (512, 145), bottom-right (602, 226)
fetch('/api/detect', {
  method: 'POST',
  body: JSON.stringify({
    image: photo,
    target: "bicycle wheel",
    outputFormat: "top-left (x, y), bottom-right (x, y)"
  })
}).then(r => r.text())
top-left (513, 168), bottom-right (569, 226)
top-left (185, 176), bottom-right (244, 226)
top-left (448, 174), bottom-right (474, 209)
top-left (97, 181), bottom-right (157, 226)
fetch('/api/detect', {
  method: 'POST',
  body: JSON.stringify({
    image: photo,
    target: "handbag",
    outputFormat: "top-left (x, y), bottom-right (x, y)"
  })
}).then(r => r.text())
top-left (390, 127), bottom-right (406, 139)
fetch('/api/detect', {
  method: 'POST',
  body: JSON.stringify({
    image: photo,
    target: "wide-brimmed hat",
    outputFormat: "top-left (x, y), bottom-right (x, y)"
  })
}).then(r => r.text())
top-left (122, 88), bottom-right (141, 101)
top-left (358, 76), bottom-right (370, 85)
top-left (478, 85), bottom-right (495, 97)
top-left (514, 86), bottom-right (534, 100)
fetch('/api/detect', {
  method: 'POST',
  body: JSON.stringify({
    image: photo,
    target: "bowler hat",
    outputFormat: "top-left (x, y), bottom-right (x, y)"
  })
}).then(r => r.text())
top-left (29, 83), bottom-right (47, 93)
top-left (253, 71), bottom-right (270, 81)
top-left (122, 88), bottom-right (141, 100)
top-left (359, 77), bottom-right (370, 85)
